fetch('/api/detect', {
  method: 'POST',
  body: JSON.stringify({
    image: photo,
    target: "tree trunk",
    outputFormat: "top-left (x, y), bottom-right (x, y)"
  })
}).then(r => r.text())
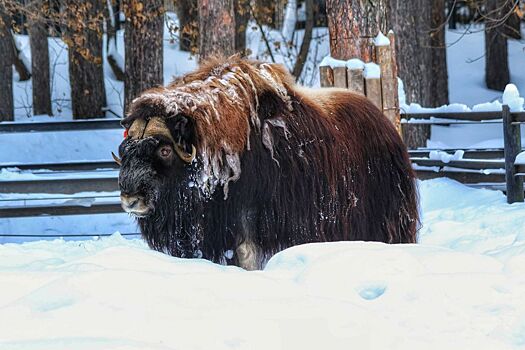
top-left (325, 0), bottom-right (389, 61)
top-left (0, 9), bottom-right (14, 121)
top-left (292, 0), bottom-right (313, 80)
top-left (7, 22), bottom-right (31, 81)
top-left (28, 0), bottom-right (53, 116)
top-left (447, 0), bottom-right (457, 29)
top-left (234, 0), bottom-right (250, 54)
top-left (503, 0), bottom-right (521, 40)
top-left (485, 0), bottom-right (510, 91)
top-left (106, 0), bottom-right (125, 81)
top-left (176, 0), bottom-right (199, 52)
top-left (62, 0), bottom-right (107, 119)
top-left (390, 0), bottom-right (433, 148)
top-left (123, 0), bottom-right (164, 112)
top-left (198, 0), bottom-right (235, 61)
top-left (430, 0), bottom-right (449, 106)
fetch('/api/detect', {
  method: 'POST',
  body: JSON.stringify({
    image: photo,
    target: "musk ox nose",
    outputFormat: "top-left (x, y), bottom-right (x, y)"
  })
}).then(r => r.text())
top-left (120, 193), bottom-right (151, 217)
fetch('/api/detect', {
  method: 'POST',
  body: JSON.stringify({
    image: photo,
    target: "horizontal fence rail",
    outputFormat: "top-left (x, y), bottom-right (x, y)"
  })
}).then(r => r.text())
top-left (411, 158), bottom-right (505, 170)
top-left (402, 110), bottom-right (525, 121)
top-left (0, 118), bottom-right (123, 133)
top-left (409, 149), bottom-right (505, 159)
top-left (0, 160), bottom-right (119, 172)
top-left (0, 201), bottom-right (124, 218)
top-left (0, 176), bottom-right (118, 194)
top-left (0, 233), bottom-right (140, 238)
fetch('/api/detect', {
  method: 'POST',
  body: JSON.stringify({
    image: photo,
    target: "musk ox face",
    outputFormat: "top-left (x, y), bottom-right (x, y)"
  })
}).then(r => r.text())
top-left (116, 115), bottom-right (197, 217)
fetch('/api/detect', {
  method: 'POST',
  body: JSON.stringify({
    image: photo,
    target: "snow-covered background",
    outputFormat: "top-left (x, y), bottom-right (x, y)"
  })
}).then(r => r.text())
top-left (2, 14), bottom-right (525, 349)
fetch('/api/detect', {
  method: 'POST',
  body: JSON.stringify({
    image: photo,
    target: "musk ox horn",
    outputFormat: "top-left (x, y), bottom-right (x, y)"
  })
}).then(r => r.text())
top-left (174, 144), bottom-right (196, 164)
top-left (111, 152), bottom-right (122, 166)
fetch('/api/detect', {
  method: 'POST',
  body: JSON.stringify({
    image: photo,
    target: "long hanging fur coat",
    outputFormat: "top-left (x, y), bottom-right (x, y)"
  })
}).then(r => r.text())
top-left (122, 57), bottom-right (419, 269)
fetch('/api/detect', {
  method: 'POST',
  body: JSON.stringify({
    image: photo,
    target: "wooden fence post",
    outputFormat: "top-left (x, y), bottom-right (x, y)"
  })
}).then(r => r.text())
top-left (319, 66), bottom-right (334, 87)
top-left (333, 67), bottom-right (347, 88)
top-left (503, 104), bottom-right (524, 203)
top-left (376, 34), bottom-right (397, 126)
top-left (346, 59), bottom-right (365, 95)
top-left (364, 63), bottom-right (382, 110)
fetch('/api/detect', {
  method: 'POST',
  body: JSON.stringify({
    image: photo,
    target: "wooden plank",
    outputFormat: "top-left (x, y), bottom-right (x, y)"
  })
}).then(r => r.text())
top-left (365, 77), bottom-right (382, 110)
top-left (411, 158), bottom-right (505, 170)
top-left (0, 176), bottom-right (119, 194)
top-left (333, 67), bottom-right (348, 88)
top-left (0, 160), bottom-right (118, 172)
top-left (347, 68), bottom-right (364, 95)
top-left (415, 170), bottom-right (505, 184)
top-left (503, 105), bottom-right (524, 203)
top-left (376, 35), bottom-right (397, 126)
top-left (400, 111), bottom-right (502, 121)
top-left (319, 66), bottom-right (334, 87)
top-left (388, 30), bottom-right (400, 130)
top-left (510, 112), bottom-right (525, 123)
top-left (0, 118), bottom-right (123, 133)
top-left (0, 202), bottom-right (124, 218)
top-left (401, 120), bottom-right (502, 126)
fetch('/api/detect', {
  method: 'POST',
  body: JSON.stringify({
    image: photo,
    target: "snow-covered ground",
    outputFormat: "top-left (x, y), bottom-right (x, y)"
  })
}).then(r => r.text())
top-left (1, 179), bottom-right (525, 349)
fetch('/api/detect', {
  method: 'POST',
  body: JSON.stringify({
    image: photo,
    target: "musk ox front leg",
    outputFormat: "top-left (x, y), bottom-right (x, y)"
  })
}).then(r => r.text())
top-left (236, 240), bottom-right (261, 271)
top-left (234, 209), bottom-right (262, 270)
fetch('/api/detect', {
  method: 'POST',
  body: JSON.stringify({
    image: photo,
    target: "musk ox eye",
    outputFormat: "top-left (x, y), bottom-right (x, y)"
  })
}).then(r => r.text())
top-left (159, 145), bottom-right (172, 158)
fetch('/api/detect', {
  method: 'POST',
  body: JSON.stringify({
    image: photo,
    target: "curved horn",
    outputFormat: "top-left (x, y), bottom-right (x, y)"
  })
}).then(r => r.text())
top-left (174, 144), bottom-right (196, 164)
top-left (111, 152), bottom-right (122, 166)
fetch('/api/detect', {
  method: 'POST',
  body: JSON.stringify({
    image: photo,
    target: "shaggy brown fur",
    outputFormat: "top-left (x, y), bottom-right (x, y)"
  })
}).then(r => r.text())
top-left (119, 56), bottom-right (419, 269)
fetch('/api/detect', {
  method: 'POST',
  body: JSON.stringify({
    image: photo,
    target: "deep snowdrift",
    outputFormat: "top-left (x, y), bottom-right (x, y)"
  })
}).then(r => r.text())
top-left (1, 178), bottom-right (525, 349)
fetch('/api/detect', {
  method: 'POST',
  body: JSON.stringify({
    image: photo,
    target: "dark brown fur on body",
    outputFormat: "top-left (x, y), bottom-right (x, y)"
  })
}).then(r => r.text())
top-left (119, 57), bottom-right (419, 269)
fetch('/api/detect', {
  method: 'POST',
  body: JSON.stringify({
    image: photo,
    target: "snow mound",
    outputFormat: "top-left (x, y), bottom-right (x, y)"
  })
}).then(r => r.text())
top-left (428, 150), bottom-right (464, 163)
top-left (363, 63), bottom-right (380, 79)
top-left (373, 31), bottom-right (390, 46)
top-left (503, 84), bottom-right (525, 112)
top-left (1, 232), bottom-right (525, 349)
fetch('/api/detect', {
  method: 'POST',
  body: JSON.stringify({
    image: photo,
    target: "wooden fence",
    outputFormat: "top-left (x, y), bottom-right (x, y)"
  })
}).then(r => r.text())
top-left (319, 31), bottom-right (399, 127)
top-left (402, 106), bottom-right (525, 204)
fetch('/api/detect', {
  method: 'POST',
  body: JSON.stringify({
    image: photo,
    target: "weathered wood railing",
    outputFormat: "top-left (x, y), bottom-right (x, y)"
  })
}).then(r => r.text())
top-left (402, 107), bottom-right (525, 204)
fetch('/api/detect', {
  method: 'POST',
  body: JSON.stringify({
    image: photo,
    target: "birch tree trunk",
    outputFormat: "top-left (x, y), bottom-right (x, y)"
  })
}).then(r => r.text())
top-left (198, 0), bottom-right (235, 61)
top-left (123, 0), bottom-right (164, 112)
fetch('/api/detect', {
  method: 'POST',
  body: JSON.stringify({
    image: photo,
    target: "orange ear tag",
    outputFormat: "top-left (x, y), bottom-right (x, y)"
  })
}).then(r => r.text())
top-left (123, 129), bottom-right (128, 138)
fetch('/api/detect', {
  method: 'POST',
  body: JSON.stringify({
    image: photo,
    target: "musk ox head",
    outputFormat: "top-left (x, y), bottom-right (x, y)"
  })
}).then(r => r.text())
top-left (116, 115), bottom-right (197, 217)
top-left (115, 57), bottom-right (295, 218)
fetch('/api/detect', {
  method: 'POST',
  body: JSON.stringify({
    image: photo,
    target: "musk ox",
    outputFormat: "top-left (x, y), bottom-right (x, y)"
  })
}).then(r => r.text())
top-left (115, 57), bottom-right (419, 270)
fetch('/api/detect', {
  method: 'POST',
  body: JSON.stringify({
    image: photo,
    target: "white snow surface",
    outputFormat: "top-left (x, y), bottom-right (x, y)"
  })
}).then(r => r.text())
top-left (515, 151), bottom-right (525, 165)
top-left (373, 31), bottom-right (390, 46)
top-left (503, 84), bottom-right (525, 112)
top-left (2, 178), bottom-right (525, 349)
top-left (363, 62), bottom-right (380, 79)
